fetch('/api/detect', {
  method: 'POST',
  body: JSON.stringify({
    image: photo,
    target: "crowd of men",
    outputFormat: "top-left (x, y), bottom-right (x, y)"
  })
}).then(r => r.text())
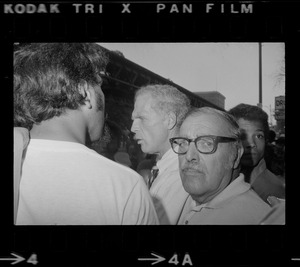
top-left (13, 43), bottom-right (285, 225)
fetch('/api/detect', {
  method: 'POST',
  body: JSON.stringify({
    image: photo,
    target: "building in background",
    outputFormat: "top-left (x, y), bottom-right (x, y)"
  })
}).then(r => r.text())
top-left (100, 46), bottom-right (222, 135)
top-left (193, 91), bottom-right (226, 110)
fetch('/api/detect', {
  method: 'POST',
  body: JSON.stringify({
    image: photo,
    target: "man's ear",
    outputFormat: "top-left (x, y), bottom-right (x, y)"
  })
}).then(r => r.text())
top-left (166, 112), bottom-right (177, 130)
top-left (78, 82), bottom-right (92, 109)
top-left (233, 144), bottom-right (244, 169)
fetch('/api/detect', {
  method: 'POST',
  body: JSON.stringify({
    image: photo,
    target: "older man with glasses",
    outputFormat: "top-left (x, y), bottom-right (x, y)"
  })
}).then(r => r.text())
top-left (170, 107), bottom-right (271, 225)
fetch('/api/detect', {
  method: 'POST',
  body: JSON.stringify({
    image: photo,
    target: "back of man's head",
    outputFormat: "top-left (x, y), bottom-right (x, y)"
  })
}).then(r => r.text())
top-left (14, 43), bottom-right (108, 130)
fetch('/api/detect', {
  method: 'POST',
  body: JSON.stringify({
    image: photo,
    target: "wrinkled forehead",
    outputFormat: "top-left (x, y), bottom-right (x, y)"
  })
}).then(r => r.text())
top-left (180, 113), bottom-right (232, 137)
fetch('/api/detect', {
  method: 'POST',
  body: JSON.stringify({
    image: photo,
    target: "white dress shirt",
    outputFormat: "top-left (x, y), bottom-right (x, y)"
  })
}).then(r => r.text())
top-left (150, 148), bottom-right (189, 225)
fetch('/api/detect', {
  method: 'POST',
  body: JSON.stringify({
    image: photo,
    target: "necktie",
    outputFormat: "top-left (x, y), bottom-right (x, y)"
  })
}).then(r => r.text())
top-left (148, 165), bottom-right (159, 189)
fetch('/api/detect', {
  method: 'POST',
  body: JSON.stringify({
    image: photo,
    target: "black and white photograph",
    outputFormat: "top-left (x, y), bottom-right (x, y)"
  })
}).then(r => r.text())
top-left (2, 0), bottom-right (298, 266)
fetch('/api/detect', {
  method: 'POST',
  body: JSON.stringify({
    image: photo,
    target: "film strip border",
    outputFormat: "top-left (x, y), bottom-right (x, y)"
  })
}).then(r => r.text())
top-left (1, 226), bottom-right (291, 266)
top-left (2, 1), bottom-right (300, 266)
top-left (1, 1), bottom-right (300, 41)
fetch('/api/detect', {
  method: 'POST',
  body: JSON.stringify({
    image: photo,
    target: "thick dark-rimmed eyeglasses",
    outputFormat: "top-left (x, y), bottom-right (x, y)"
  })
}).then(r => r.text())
top-left (169, 135), bottom-right (238, 155)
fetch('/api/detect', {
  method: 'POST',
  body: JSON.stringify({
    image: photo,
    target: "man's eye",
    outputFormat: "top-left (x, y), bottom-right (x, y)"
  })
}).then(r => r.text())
top-left (175, 140), bottom-right (187, 146)
top-left (174, 140), bottom-right (183, 145)
top-left (198, 140), bottom-right (213, 148)
top-left (133, 116), bottom-right (143, 121)
top-left (256, 134), bottom-right (265, 139)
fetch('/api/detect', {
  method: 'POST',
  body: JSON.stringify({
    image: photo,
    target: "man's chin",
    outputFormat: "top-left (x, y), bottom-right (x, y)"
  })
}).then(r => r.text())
top-left (241, 158), bottom-right (258, 167)
top-left (140, 144), bottom-right (149, 154)
top-left (182, 179), bottom-right (203, 196)
top-left (139, 144), bottom-right (155, 155)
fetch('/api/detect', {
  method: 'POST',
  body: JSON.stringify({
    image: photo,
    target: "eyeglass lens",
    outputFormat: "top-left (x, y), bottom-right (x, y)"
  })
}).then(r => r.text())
top-left (173, 137), bottom-right (215, 154)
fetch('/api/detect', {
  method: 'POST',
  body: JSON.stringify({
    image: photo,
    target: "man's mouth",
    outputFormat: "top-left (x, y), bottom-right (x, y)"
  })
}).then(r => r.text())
top-left (182, 167), bottom-right (202, 175)
top-left (243, 152), bottom-right (256, 157)
top-left (134, 137), bottom-right (143, 144)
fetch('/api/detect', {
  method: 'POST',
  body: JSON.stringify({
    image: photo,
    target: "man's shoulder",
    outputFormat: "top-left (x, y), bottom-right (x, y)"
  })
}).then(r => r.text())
top-left (229, 187), bottom-right (271, 213)
top-left (31, 140), bottom-right (142, 181)
top-left (209, 189), bottom-right (271, 224)
top-left (88, 150), bottom-right (142, 178)
top-left (216, 177), bottom-right (270, 211)
top-left (255, 168), bottom-right (285, 190)
top-left (186, 191), bottom-right (271, 224)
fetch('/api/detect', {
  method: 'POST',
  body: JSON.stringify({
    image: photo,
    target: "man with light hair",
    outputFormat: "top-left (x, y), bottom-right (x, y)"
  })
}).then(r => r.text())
top-left (131, 84), bottom-right (191, 224)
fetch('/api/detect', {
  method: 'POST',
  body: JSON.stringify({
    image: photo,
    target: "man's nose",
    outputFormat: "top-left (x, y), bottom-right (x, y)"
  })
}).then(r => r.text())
top-left (244, 135), bottom-right (256, 149)
top-left (184, 142), bottom-right (199, 162)
top-left (131, 119), bottom-right (138, 133)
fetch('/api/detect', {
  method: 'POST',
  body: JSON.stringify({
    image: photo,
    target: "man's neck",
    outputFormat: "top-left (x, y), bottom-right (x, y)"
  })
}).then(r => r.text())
top-left (155, 129), bottom-right (178, 161)
top-left (156, 145), bottom-right (172, 161)
top-left (240, 166), bottom-right (254, 183)
top-left (192, 174), bottom-right (233, 205)
top-left (30, 111), bottom-right (86, 145)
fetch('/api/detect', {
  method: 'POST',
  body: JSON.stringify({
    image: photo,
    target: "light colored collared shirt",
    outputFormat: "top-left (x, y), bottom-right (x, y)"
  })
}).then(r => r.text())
top-left (178, 174), bottom-right (272, 225)
top-left (249, 158), bottom-right (285, 203)
top-left (150, 148), bottom-right (189, 225)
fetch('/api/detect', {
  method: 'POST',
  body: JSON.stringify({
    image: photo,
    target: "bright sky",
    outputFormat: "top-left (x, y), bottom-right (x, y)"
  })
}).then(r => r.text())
top-left (98, 43), bottom-right (285, 125)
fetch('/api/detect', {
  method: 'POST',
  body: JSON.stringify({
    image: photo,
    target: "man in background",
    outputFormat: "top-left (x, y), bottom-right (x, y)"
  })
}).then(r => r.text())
top-left (228, 103), bottom-right (285, 203)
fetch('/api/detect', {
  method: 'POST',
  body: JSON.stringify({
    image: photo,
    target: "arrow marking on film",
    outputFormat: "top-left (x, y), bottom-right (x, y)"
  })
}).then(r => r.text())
top-left (0, 253), bottom-right (25, 265)
top-left (138, 252), bottom-right (166, 265)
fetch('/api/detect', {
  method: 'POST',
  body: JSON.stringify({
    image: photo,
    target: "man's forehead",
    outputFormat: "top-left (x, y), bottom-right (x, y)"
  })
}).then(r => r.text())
top-left (133, 94), bottom-right (157, 116)
top-left (134, 95), bottom-right (152, 110)
top-left (180, 113), bottom-right (229, 136)
top-left (237, 118), bottom-right (264, 131)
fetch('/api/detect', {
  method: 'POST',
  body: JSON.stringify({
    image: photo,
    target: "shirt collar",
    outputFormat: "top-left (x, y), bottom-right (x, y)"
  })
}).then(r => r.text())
top-left (156, 148), bottom-right (178, 173)
top-left (191, 174), bottom-right (250, 211)
top-left (249, 158), bottom-right (267, 183)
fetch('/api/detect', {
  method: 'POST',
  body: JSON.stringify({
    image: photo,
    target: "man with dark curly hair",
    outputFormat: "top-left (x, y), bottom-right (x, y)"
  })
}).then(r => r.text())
top-left (14, 43), bottom-right (158, 225)
top-left (228, 103), bottom-right (285, 203)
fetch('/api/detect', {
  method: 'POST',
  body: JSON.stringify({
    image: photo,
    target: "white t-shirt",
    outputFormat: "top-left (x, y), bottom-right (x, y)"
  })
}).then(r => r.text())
top-left (150, 149), bottom-right (189, 225)
top-left (16, 139), bottom-right (159, 225)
